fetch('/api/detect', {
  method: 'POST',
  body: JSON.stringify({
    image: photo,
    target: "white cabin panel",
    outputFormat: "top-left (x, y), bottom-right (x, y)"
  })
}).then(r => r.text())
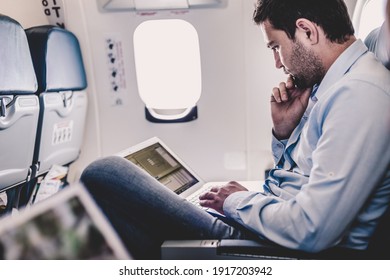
top-left (65, 0), bottom-right (278, 182)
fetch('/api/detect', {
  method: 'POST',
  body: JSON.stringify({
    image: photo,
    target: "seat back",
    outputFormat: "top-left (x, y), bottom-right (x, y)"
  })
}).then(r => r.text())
top-left (25, 26), bottom-right (88, 177)
top-left (364, 24), bottom-right (390, 70)
top-left (0, 14), bottom-right (39, 191)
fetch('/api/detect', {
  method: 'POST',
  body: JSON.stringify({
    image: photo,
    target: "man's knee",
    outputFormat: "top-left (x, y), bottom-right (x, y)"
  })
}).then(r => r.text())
top-left (80, 155), bottom-right (150, 198)
top-left (81, 156), bottom-right (129, 191)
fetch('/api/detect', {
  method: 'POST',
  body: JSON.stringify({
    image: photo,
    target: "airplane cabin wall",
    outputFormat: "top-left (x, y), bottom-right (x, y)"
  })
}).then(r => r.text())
top-left (70, 0), bottom-right (280, 182)
top-left (67, 0), bottom-right (238, 182)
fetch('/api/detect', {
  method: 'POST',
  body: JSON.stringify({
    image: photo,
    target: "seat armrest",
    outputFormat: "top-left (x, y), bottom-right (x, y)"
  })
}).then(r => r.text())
top-left (162, 239), bottom-right (369, 260)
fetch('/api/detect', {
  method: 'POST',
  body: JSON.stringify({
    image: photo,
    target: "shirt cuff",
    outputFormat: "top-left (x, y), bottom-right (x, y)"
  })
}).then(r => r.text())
top-left (223, 191), bottom-right (261, 220)
top-left (271, 133), bottom-right (287, 165)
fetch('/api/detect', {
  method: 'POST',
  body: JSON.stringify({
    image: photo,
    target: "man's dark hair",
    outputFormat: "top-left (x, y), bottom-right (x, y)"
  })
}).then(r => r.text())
top-left (253, 0), bottom-right (354, 43)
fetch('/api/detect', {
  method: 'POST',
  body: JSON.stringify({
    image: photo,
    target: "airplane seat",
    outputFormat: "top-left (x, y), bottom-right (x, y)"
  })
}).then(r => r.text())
top-left (364, 24), bottom-right (390, 70)
top-left (0, 14), bottom-right (40, 212)
top-left (23, 25), bottom-right (88, 200)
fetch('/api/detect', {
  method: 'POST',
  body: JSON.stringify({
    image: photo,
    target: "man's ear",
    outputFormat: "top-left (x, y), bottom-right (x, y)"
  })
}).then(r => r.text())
top-left (295, 18), bottom-right (319, 44)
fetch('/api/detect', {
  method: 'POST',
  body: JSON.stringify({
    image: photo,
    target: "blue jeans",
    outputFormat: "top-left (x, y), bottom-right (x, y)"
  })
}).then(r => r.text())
top-left (80, 156), bottom-right (257, 259)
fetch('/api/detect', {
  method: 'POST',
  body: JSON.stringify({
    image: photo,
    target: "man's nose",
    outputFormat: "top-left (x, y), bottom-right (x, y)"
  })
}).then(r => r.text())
top-left (274, 51), bottom-right (283, 69)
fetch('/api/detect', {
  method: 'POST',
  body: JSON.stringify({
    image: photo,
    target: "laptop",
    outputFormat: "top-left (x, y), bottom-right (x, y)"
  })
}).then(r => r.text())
top-left (0, 183), bottom-right (131, 260)
top-left (116, 137), bottom-right (263, 213)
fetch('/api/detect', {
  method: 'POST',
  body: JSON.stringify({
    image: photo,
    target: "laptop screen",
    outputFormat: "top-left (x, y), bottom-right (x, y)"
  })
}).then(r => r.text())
top-left (124, 142), bottom-right (199, 194)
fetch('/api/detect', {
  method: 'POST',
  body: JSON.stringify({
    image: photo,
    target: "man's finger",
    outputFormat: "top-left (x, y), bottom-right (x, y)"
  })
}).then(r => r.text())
top-left (279, 82), bottom-right (289, 101)
top-left (286, 75), bottom-right (295, 89)
top-left (272, 87), bottom-right (282, 102)
top-left (199, 191), bottom-right (216, 200)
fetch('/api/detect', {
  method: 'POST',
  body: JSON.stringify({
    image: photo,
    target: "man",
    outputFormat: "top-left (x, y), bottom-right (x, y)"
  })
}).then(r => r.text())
top-left (81, 0), bottom-right (390, 259)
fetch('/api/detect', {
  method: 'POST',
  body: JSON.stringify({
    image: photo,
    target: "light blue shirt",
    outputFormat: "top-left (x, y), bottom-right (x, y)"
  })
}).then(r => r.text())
top-left (224, 39), bottom-right (390, 252)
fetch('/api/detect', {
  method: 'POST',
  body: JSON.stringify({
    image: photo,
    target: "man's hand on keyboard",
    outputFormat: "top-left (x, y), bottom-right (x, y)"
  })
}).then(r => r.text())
top-left (198, 181), bottom-right (248, 215)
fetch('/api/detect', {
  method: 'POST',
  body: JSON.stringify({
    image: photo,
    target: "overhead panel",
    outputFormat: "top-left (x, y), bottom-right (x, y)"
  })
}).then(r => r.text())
top-left (97, 0), bottom-right (222, 12)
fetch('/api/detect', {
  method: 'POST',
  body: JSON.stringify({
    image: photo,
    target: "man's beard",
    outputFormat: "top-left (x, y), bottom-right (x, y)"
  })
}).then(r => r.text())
top-left (288, 40), bottom-right (325, 89)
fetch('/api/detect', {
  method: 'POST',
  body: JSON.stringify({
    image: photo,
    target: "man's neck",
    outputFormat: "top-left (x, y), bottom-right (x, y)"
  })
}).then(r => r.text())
top-left (322, 36), bottom-right (357, 72)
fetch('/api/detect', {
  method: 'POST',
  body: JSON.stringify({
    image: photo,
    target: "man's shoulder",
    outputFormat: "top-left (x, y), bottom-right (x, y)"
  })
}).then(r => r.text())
top-left (347, 51), bottom-right (390, 94)
top-left (316, 54), bottom-right (389, 110)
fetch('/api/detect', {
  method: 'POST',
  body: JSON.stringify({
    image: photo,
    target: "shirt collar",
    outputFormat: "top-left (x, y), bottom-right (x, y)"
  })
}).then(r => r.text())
top-left (314, 39), bottom-right (368, 100)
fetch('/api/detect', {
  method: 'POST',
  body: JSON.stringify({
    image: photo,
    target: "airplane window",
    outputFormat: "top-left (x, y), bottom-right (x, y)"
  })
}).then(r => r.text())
top-left (133, 19), bottom-right (202, 122)
top-left (356, 0), bottom-right (387, 40)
